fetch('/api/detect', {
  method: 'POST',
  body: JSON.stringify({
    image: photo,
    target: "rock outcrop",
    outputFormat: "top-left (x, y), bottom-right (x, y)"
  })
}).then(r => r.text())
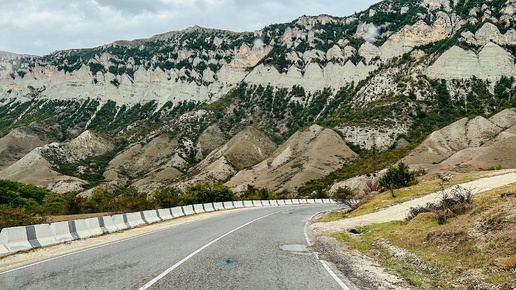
top-left (427, 42), bottom-right (516, 81)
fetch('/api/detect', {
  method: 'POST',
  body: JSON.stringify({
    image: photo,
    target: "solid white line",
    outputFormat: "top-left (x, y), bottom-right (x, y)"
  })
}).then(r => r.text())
top-left (0, 232), bottom-right (156, 275)
top-left (304, 212), bottom-right (351, 290)
top-left (137, 212), bottom-right (278, 290)
top-left (320, 260), bottom-right (352, 290)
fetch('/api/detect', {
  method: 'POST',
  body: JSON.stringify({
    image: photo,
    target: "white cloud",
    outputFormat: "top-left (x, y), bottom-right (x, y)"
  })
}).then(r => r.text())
top-left (0, 0), bottom-right (380, 55)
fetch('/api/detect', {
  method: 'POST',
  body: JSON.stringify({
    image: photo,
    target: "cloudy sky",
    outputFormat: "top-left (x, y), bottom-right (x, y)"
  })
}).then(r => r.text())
top-left (0, 0), bottom-right (380, 56)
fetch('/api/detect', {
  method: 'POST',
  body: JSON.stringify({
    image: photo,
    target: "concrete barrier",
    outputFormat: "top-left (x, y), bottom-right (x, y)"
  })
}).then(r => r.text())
top-left (86, 218), bottom-right (104, 236)
top-left (277, 199), bottom-right (287, 205)
top-left (243, 200), bottom-right (254, 207)
top-left (285, 199), bottom-right (294, 205)
top-left (252, 200), bottom-right (264, 207)
top-left (157, 208), bottom-right (173, 220)
top-left (292, 199), bottom-right (301, 205)
top-left (25, 225), bottom-right (42, 248)
top-left (298, 198), bottom-right (308, 204)
top-left (193, 204), bottom-right (205, 214)
top-left (204, 203), bottom-right (216, 212)
top-left (306, 199), bottom-right (316, 204)
top-left (323, 198), bottom-right (334, 204)
top-left (72, 219), bottom-right (93, 239)
top-left (112, 214), bottom-right (130, 231)
top-left (0, 226), bottom-right (32, 253)
top-left (234, 201), bottom-right (244, 208)
top-left (50, 221), bottom-right (75, 243)
top-left (171, 206), bottom-right (185, 218)
top-left (32, 224), bottom-right (59, 247)
top-left (142, 210), bottom-right (161, 224)
top-left (213, 202), bottom-right (225, 211)
top-left (99, 216), bottom-right (119, 233)
top-left (223, 201), bottom-right (235, 209)
top-left (0, 244), bottom-right (9, 256)
top-left (182, 205), bottom-right (195, 215)
top-left (314, 199), bottom-right (323, 204)
top-left (126, 212), bottom-right (145, 227)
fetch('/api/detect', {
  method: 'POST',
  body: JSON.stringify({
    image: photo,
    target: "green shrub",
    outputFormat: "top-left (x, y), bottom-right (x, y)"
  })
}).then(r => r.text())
top-left (0, 206), bottom-right (45, 229)
top-left (152, 187), bottom-right (182, 208)
top-left (333, 186), bottom-right (359, 210)
top-left (379, 162), bottom-right (418, 197)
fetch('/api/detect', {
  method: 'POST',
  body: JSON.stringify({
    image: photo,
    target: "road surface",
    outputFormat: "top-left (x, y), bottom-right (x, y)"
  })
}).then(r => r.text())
top-left (0, 204), bottom-right (354, 290)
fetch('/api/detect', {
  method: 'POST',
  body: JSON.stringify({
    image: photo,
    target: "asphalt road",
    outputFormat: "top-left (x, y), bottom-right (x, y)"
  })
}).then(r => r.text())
top-left (0, 204), bottom-right (351, 290)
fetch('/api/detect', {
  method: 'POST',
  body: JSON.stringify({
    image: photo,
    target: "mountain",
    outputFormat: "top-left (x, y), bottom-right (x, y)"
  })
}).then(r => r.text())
top-left (0, 0), bottom-right (515, 194)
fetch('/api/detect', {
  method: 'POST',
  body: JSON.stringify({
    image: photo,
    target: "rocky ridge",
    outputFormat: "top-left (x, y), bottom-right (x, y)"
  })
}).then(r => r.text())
top-left (0, 0), bottom-right (515, 193)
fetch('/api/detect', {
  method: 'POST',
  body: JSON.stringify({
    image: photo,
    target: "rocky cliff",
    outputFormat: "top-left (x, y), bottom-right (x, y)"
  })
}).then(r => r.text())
top-left (0, 0), bottom-right (515, 193)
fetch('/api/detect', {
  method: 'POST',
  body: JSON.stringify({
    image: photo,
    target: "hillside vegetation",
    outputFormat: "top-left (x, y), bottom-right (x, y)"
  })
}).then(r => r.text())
top-left (332, 182), bottom-right (516, 289)
top-left (0, 0), bottom-right (515, 213)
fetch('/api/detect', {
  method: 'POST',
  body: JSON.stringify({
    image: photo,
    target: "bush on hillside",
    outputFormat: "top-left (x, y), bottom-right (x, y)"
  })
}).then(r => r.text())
top-left (406, 185), bottom-right (473, 224)
top-left (332, 186), bottom-right (360, 210)
top-left (379, 162), bottom-right (418, 197)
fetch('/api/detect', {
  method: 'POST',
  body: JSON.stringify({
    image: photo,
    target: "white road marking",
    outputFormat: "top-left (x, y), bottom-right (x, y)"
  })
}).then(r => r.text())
top-left (305, 212), bottom-right (352, 290)
top-left (137, 212), bottom-right (278, 290)
top-left (0, 232), bottom-right (155, 275)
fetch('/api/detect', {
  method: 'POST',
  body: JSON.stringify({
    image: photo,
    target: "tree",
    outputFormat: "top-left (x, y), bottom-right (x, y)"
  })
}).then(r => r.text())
top-left (333, 186), bottom-right (359, 210)
top-left (379, 162), bottom-right (417, 197)
top-left (152, 187), bottom-right (181, 208)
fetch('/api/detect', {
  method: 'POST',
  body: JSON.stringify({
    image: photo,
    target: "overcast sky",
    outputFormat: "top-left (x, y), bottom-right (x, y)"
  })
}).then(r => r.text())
top-left (0, 0), bottom-right (380, 56)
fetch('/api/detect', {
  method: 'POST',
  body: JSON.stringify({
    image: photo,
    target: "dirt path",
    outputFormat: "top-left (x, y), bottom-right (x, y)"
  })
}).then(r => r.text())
top-left (312, 170), bottom-right (516, 234)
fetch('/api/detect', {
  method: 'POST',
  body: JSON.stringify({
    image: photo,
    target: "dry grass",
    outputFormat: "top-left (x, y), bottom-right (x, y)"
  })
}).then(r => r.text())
top-left (334, 184), bottom-right (516, 289)
top-left (47, 212), bottom-right (113, 222)
top-left (346, 171), bottom-right (494, 218)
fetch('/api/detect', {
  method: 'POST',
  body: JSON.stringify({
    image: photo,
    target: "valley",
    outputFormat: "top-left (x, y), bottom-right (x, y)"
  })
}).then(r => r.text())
top-left (0, 0), bottom-right (515, 288)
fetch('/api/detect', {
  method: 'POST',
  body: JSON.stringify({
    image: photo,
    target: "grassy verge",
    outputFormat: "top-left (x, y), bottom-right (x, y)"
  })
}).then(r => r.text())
top-left (346, 171), bottom-right (502, 218)
top-left (332, 184), bottom-right (516, 289)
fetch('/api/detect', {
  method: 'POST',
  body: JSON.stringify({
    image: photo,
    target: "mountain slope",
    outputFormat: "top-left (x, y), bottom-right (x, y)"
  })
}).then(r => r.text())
top-left (404, 109), bottom-right (516, 171)
top-left (0, 127), bottom-right (53, 170)
top-left (0, 0), bottom-right (515, 193)
top-left (227, 125), bottom-right (358, 193)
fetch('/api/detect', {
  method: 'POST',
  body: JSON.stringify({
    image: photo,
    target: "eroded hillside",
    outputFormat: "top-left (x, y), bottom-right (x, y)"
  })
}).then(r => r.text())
top-left (0, 0), bottom-right (514, 193)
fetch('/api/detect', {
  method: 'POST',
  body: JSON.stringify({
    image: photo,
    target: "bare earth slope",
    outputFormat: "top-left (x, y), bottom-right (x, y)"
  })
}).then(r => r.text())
top-left (0, 130), bottom-right (113, 192)
top-left (104, 134), bottom-right (182, 188)
top-left (0, 127), bottom-right (53, 170)
top-left (183, 126), bottom-right (277, 186)
top-left (404, 109), bottom-right (516, 171)
top-left (227, 125), bottom-right (358, 193)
